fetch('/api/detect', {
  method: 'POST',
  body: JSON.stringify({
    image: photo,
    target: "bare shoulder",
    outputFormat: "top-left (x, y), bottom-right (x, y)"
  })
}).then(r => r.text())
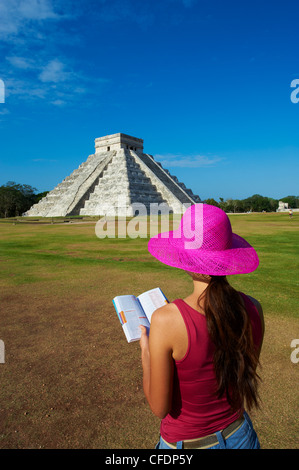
top-left (151, 302), bottom-right (181, 326)
top-left (150, 302), bottom-right (186, 357)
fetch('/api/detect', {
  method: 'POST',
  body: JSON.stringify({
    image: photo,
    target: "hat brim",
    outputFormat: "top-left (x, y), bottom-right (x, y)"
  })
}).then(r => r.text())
top-left (148, 231), bottom-right (259, 276)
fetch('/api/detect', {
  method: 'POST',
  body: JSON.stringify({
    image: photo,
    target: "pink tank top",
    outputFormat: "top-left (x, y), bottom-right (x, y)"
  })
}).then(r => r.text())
top-left (160, 293), bottom-right (263, 442)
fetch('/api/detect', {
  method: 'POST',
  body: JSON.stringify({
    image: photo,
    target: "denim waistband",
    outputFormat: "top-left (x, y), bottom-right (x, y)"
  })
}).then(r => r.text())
top-left (162, 415), bottom-right (245, 449)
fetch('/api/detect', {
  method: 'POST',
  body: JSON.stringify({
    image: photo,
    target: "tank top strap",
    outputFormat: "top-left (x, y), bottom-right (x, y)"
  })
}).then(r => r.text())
top-left (172, 298), bottom-right (206, 322)
top-left (172, 298), bottom-right (198, 327)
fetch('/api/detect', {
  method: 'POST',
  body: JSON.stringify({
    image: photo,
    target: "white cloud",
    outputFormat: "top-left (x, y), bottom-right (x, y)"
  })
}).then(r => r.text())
top-left (6, 56), bottom-right (36, 69)
top-left (6, 55), bottom-right (72, 84)
top-left (50, 99), bottom-right (66, 106)
top-left (38, 59), bottom-right (70, 83)
top-left (4, 77), bottom-right (47, 100)
top-left (0, 1), bottom-right (109, 107)
top-left (18, 0), bottom-right (58, 20)
top-left (0, 0), bottom-right (60, 39)
top-left (155, 153), bottom-right (223, 168)
top-left (3, 56), bottom-right (109, 107)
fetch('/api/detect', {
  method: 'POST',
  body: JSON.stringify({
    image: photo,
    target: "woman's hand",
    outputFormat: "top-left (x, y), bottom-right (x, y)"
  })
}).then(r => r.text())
top-left (139, 325), bottom-right (149, 353)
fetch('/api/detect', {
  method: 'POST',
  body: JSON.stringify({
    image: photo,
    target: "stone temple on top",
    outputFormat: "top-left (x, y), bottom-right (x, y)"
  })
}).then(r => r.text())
top-left (25, 133), bottom-right (201, 217)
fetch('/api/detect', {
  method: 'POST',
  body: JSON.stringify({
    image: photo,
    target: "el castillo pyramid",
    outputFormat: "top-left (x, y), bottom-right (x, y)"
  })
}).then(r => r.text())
top-left (25, 133), bottom-right (201, 217)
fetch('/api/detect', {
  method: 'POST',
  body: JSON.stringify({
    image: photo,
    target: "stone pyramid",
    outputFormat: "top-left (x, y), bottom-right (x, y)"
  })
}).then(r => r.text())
top-left (25, 133), bottom-right (201, 217)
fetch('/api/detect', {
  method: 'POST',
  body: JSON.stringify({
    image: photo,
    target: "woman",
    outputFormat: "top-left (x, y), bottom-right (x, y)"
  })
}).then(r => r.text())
top-left (140, 204), bottom-right (264, 449)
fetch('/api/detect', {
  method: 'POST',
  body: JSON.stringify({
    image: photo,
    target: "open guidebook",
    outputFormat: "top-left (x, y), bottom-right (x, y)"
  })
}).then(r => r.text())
top-left (112, 288), bottom-right (169, 343)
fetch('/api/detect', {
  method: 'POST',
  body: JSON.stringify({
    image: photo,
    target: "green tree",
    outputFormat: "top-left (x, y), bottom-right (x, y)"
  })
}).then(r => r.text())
top-left (243, 194), bottom-right (272, 212)
top-left (0, 182), bottom-right (38, 217)
top-left (218, 197), bottom-right (226, 211)
top-left (204, 198), bottom-right (220, 208)
top-left (280, 196), bottom-right (299, 208)
top-left (268, 197), bottom-right (279, 211)
top-left (224, 199), bottom-right (234, 212)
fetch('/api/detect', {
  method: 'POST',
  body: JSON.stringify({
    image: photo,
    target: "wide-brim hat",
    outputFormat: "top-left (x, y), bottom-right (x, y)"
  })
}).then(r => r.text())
top-left (148, 204), bottom-right (259, 276)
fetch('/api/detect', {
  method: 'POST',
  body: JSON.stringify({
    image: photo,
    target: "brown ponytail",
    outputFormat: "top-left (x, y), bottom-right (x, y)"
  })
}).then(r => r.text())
top-left (198, 276), bottom-right (261, 412)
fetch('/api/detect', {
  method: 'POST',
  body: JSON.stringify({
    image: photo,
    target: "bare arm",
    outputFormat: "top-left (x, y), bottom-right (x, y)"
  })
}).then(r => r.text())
top-left (140, 307), bottom-right (175, 419)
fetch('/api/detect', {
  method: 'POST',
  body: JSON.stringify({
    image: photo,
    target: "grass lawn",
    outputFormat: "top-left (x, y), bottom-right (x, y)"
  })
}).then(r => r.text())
top-left (0, 212), bottom-right (298, 449)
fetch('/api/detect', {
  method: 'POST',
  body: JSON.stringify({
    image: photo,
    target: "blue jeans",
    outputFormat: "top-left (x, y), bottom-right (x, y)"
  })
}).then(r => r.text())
top-left (156, 412), bottom-right (260, 449)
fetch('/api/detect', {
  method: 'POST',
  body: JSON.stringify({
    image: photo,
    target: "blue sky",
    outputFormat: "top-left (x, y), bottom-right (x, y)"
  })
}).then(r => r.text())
top-left (0, 0), bottom-right (298, 201)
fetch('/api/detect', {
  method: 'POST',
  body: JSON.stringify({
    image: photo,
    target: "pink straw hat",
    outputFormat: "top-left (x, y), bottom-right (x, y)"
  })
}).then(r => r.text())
top-left (148, 204), bottom-right (259, 276)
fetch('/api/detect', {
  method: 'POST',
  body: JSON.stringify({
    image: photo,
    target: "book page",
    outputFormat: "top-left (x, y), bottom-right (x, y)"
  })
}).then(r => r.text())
top-left (113, 295), bottom-right (150, 342)
top-left (137, 288), bottom-right (168, 322)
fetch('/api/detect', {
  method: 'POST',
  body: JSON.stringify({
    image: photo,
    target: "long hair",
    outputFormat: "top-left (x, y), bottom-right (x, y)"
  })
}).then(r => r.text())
top-left (196, 275), bottom-right (261, 411)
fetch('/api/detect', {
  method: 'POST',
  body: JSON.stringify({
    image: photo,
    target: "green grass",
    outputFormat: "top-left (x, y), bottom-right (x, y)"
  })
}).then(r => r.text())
top-left (1, 213), bottom-right (298, 315)
top-left (0, 212), bottom-right (298, 448)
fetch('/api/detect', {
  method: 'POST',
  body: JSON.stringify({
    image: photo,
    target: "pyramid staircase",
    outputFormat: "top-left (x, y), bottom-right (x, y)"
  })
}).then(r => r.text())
top-left (80, 149), bottom-right (167, 216)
